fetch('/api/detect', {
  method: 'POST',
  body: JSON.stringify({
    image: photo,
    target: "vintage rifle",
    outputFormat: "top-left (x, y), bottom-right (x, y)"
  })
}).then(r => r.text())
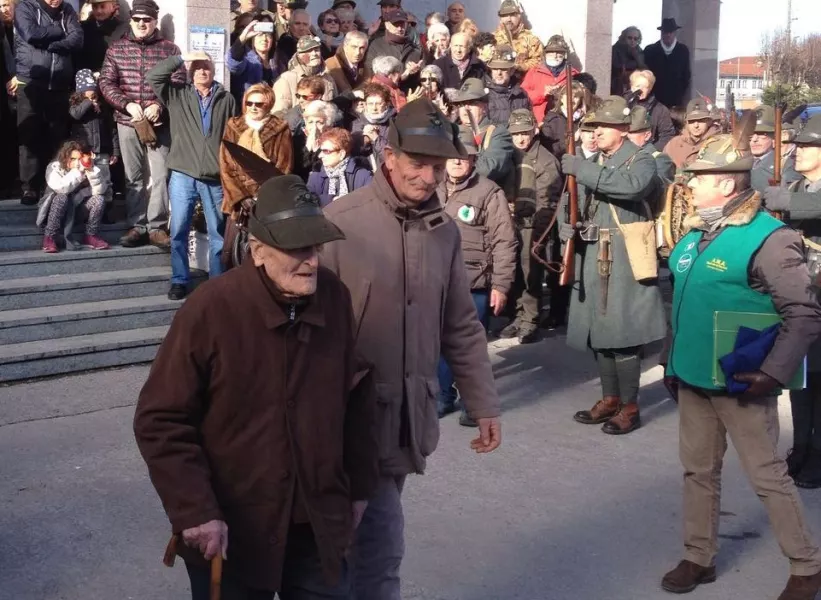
top-left (559, 60), bottom-right (580, 287)
top-left (769, 94), bottom-right (785, 219)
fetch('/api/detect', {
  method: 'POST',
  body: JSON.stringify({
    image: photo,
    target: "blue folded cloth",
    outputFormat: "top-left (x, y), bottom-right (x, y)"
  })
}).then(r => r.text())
top-left (718, 324), bottom-right (780, 395)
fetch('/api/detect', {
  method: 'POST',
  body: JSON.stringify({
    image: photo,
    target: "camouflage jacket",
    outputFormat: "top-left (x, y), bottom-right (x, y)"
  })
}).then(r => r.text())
top-left (493, 25), bottom-right (544, 74)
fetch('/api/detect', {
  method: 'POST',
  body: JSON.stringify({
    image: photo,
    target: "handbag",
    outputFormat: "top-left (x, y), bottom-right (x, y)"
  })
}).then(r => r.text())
top-left (608, 202), bottom-right (658, 282)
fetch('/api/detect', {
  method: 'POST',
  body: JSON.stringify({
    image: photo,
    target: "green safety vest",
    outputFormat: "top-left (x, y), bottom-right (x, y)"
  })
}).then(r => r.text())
top-left (666, 211), bottom-right (784, 389)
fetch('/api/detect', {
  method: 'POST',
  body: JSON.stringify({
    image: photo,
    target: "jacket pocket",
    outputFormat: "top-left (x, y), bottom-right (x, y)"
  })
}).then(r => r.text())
top-left (374, 382), bottom-right (399, 461)
top-left (418, 378), bottom-right (441, 458)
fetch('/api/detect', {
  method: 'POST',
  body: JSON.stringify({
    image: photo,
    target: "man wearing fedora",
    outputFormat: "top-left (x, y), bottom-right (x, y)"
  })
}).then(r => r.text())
top-left (485, 44), bottom-right (531, 126)
top-left (436, 125), bottom-right (517, 420)
top-left (661, 125), bottom-right (821, 600)
top-left (135, 174), bottom-right (379, 600)
top-left (321, 98), bottom-right (502, 600)
top-left (559, 96), bottom-right (666, 435)
top-left (146, 50), bottom-right (237, 300)
top-left (750, 104), bottom-right (801, 193)
top-left (644, 18), bottom-right (691, 110)
top-left (449, 77), bottom-right (515, 192)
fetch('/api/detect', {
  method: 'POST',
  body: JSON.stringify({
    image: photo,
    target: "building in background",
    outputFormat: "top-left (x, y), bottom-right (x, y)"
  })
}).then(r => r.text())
top-left (716, 56), bottom-right (766, 109)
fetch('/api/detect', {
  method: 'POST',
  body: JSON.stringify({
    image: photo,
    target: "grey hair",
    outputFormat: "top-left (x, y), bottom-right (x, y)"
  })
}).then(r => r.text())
top-left (420, 64), bottom-right (443, 81)
top-left (290, 9), bottom-right (310, 24)
top-left (425, 11), bottom-right (446, 25)
top-left (372, 55), bottom-right (403, 77)
top-left (619, 26), bottom-right (642, 45)
top-left (344, 30), bottom-right (368, 45)
top-left (427, 22), bottom-right (450, 40)
top-left (451, 32), bottom-right (473, 49)
top-left (303, 100), bottom-right (339, 124)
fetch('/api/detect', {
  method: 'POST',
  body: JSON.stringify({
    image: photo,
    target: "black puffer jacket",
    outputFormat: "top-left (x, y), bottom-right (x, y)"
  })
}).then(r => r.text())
top-left (76, 15), bottom-right (129, 72)
top-left (434, 52), bottom-right (486, 92)
top-left (69, 98), bottom-right (120, 156)
top-left (486, 79), bottom-right (532, 126)
top-left (14, 0), bottom-right (83, 90)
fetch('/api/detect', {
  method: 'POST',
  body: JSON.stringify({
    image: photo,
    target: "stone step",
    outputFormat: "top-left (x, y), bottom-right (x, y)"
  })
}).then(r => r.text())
top-left (0, 326), bottom-right (168, 383)
top-left (0, 267), bottom-right (172, 311)
top-left (0, 199), bottom-right (37, 226)
top-left (0, 246), bottom-right (169, 279)
top-left (0, 223), bottom-right (130, 251)
top-left (0, 295), bottom-right (179, 344)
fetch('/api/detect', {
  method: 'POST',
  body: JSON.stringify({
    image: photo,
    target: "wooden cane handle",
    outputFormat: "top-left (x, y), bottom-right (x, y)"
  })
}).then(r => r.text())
top-left (163, 534), bottom-right (181, 568)
top-left (210, 554), bottom-right (223, 600)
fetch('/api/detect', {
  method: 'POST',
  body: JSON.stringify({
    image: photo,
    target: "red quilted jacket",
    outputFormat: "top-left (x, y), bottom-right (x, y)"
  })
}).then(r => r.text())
top-left (99, 30), bottom-right (184, 127)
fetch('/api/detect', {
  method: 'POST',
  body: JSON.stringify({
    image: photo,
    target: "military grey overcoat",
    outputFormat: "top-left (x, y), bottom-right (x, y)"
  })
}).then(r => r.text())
top-left (558, 139), bottom-right (667, 352)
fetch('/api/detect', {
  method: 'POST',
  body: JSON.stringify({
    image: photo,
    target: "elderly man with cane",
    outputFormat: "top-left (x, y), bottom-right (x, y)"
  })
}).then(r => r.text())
top-left (135, 174), bottom-right (379, 600)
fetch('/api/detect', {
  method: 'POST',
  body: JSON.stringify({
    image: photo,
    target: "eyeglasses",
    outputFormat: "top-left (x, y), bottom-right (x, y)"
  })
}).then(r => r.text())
top-left (420, 77), bottom-right (437, 83)
top-left (296, 93), bottom-right (318, 100)
top-left (319, 147), bottom-right (340, 154)
top-left (245, 101), bottom-right (266, 108)
top-left (324, 18), bottom-right (339, 24)
top-left (131, 16), bottom-right (154, 24)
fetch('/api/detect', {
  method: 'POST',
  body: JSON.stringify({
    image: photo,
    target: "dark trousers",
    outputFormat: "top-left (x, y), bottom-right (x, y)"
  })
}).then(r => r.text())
top-left (791, 372), bottom-right (821, 450)
top-left (186, 524), bottom-right (350, 600)
top-left (546, 226), bottom-right (570, 323)
top-left (437, 289), bottom-right (490, 410)
top-left (512, 227), bottom-right (544, 329)
top-left (17, 85), bottom-right (70, 194)
top-left (0, 96), bottom-right (18, 193)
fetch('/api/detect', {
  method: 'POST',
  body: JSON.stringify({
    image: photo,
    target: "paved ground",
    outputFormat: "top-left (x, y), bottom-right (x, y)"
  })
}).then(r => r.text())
top-left (2, 333), bottom-right (820, 600)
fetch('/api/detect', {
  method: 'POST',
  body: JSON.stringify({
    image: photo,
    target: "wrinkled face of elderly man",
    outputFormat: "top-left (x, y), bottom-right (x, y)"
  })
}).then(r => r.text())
top-left (450, 33), bottom-right (470, 61)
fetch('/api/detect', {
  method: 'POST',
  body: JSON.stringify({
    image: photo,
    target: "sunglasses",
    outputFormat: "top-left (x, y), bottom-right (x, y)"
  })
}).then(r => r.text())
top-left (131, 16), bottom-right (154, 23)
top-left (325, 18), bottom-right (339, 24)
top-left (319, 147), bottom-right (340, 154)
top-left (626, 36), bottom-right (639, 41)
top-left (296, 93), bottom-right (318, 100)
top-left (245, 101), bottom-right (266, 108)
top-left (420, 77), bottom-right (437, 83)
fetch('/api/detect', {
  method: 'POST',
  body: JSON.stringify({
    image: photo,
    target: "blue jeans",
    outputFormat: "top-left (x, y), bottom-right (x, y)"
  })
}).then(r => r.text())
top-left (169, 170), bottom-right (225, 285)
top-left (437, 290), bottom-right (490, 411)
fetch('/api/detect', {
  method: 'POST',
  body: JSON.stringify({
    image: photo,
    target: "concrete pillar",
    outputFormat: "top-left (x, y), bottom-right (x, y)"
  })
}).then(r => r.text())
top-left (661, 0), bottom-right (720, 104)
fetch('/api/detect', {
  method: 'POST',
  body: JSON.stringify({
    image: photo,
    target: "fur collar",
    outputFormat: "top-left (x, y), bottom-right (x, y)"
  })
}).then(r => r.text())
top-left (684, 189), bottom-right (762, 230)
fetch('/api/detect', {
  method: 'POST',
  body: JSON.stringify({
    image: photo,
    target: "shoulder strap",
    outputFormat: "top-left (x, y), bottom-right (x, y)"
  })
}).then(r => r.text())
top-left (483, 125), bottom-right (496, 150)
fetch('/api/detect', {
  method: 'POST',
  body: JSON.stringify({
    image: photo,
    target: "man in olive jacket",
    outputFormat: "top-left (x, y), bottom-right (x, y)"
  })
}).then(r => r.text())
top-left (559, 96), bottom-right (666, 435)
top-left (321, 98), bottom-right (502, 600)
top-left (147, 51), bottom-right (237, 301)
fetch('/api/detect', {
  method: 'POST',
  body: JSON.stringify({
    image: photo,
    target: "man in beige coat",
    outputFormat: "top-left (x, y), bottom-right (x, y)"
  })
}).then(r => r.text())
top-left (272, 35), bottom-right (337, 113)
top-left (322, 98), bottom-right (503, 600)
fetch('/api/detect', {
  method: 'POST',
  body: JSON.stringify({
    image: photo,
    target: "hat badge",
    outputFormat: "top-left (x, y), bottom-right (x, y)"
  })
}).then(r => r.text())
top-left (622, 107), bottom-right (631, 116)
top-left (725, 151), bottom-right (737, 164)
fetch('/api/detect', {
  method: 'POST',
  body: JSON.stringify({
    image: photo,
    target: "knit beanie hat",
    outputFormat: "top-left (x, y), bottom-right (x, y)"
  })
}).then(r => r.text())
top-left (75, 69), bottom-right (97, 94)
top-left (131, 0), bottom-right (159, 19)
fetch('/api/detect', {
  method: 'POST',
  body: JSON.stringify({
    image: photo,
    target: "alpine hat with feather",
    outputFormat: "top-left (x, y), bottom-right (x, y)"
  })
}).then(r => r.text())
top-left (685, 110), bottom-right (757, 173)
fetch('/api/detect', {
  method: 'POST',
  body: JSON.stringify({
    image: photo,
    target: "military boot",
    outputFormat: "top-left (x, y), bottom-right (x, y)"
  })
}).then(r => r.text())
top-left (602, 402), bottom-right (641, 435)
top-left (573, 396), bottom-right (620, 425)
top-left (499, 320), bottom-right (520, 339)
top-left (661, 560), bottom-right (716, 594)
top-left (786, 445), bottom-right (810, 479)
top-left (795, 448), bottom-right (821, 489)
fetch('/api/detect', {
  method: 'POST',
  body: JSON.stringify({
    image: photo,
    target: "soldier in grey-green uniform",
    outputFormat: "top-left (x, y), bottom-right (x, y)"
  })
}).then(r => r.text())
top-left (750, 104), bottom-right (802, 193)
top-left (500, 108), bottom-right (562, 343)
top-left (763, 114), bottom-right (821, 489)
top-left (627, 105), bottom-right (676, 181)
top-left (660, 125), bottom-right (821, 599)
top-left (558, 96), bottom-right (666, 435)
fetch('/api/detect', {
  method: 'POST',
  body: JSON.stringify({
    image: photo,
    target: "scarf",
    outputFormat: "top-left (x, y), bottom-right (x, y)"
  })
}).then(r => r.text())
top-left (237, 116), bottom-right (270, 160)
top-left (365, 108), bottom-right (392, 125)
top-left (386, 31), bottom-right (408, 45)
top-left (326, 157), bottom-right (350, 199)
top-left (452, 55), bottom-right (470, 78)
top-left (661, 39), bottom-right (677, 55)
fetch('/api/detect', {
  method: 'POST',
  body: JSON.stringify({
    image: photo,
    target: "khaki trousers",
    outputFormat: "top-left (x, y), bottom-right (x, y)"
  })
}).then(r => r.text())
top-left (679, 385), bottom-right (821, 576)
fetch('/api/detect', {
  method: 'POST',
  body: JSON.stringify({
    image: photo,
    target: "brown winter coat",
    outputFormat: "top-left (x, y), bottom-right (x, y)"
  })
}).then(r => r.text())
top-left (664, 123), bottom-right (721, 170)
top-left (219, 115), bottom-right (294, 214)
top-left (437, 171), bottom-right (518, 294)
top-left (325, 45), bottom-right (367, 94)
top-left (134, 262), bottom-right (378, 591)
top-left (322, 168), bottom-right (502, 477)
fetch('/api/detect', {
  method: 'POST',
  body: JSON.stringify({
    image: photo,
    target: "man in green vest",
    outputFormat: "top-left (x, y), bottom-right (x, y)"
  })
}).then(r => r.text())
top-left (559, 96), bottom-right (667, 435)
top-left (762, 113), bottom-right (821, 489)
top-left (661, 128), bottom-right (821, 599)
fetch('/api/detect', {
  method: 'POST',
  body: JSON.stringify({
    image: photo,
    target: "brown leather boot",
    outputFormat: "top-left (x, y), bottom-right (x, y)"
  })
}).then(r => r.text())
top-left (778, 570), bottom-right (821, 600)
top-left (602, 402), bottom-right (641, 435)
top-left (661, 560), bottom-right (716, 593)
top-left (573, 396), bottom-right (620, 425)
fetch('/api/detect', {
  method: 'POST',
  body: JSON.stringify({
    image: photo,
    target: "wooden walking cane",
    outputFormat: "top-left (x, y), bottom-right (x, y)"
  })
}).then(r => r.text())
top-left (163, 534), bottom-right (224, 600)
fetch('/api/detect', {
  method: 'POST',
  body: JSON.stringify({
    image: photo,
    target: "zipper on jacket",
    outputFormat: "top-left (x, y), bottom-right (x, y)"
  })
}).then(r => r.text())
top-left (289, 304), bottom-right (296, 322)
